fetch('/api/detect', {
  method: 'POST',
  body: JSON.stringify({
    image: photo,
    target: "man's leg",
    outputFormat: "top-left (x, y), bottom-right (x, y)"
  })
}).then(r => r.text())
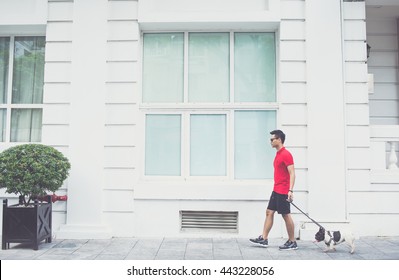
top-left (262, 209), bottom-right (275, 239)
top-left (249, 209), bottom-right (275, 246)
top-left (282, 213), bottom-right (295, 241)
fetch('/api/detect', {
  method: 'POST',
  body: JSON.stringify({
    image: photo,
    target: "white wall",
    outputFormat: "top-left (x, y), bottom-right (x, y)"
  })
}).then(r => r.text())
top-left (138, 0), bottom-right (280, 30)
top-left (0, 0), bottom-right (47, 28)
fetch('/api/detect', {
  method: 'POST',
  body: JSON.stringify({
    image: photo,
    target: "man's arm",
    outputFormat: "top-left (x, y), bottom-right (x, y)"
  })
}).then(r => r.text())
top-left (287, 164), bottom-right (295, 201)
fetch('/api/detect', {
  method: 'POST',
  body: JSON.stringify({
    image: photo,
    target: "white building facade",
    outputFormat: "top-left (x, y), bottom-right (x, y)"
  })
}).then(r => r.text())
top-left (0, 0), bottom-right (398, 239)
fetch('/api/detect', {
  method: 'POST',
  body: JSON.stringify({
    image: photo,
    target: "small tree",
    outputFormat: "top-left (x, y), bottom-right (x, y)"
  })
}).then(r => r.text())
top-left (0, 144), bottom-right (71, 206)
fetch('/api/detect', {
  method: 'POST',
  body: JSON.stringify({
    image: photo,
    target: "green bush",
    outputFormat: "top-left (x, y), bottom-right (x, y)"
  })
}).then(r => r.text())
top-left (0, 144), bottom-right (71, 206)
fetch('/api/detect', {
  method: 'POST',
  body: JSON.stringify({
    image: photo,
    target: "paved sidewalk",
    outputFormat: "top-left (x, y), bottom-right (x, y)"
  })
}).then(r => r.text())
top-left (1, 236), bottom-right (398, 260)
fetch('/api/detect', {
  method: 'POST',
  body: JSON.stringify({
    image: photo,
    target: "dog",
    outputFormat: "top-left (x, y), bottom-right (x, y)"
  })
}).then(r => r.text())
top-left (314, 227), bottom-right (355, 254)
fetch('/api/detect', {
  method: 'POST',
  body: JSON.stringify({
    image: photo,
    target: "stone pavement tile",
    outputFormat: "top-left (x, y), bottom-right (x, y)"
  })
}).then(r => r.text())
top-left (101, 238), bottom-right (138, 256)
top-left (236, 238), bottom-right (251, 245)
top-left (212, 238), bottom-right (242, 258)
top-left (236, 238), bottom-right (256, 249)
top-left (213, 249), bottom-right (243, 260)
top-left (134, 238), bottom-right (164, 249)
top-left (271, 252), bottom-right (301, 260)
top-left (214, 240), bottom-right (242, 259)
top-left (213, 238), bottom-right (238, 245)
top-left (297, 238), bottom-right (362, 259)
top-left (76, 239), bottom-right (112, 253)
top-left (357, 252), bottom-right (388, 260)
top-left (125, 238), bottom-right (163, 260)
top-left (187, 238), bottom-right (213, 244)
top-left (186, 241), bottom-right (213, 251)
top-left (39, 239), bottom-right (87, 258)
top-left (125, 250), bottom-right (157, 260)
top-left (96, 254), bottom-right (129, 260)
top-left (0, 252), bottom-right (17, 260)
top-left (237, 237), bottom-right (273, 259)
top-left (296, 250), bottom-right (333, 260)
top-left (0, 251), bottom-right (45, 260)
top-left (327, 251), bottom-right (364, 260)
top-left (361, 237), bottom-right (393, 248)
top-left (387, 236), bottom-right (399, 245)
top-left (36, 254), bottom-right (66, 260)
top-left (52, 239), bottom-right (87, 248)
top-left (184, 251), bottom-right (213, 260)
top-left (39, 246), bottom-right (78, 257)
top-left (213, 238), bottom-right (239, 249)
top-left (40, 239), bottom-right (85, 254)
top-left (268, 246), bottom-right (301, 260)
top-left (155, 249), bottom-right (186, 260)
top-left (380, 253), bottom-right (399, 260)
top-left (239, 246), bottom-right (273, 260)
top-left (375, 243), bottom-right (399, 254)
top-left (360, 237), bottom-right (399, 257)
top-left (184, 243), bottom-right (213, 260)
top-left (63, 251), bottom-right (101, 260)
top-left (312, 241), bottom-right (328, 251)
top-left (355, 242), bottom-right (381, 256)
top-left (241, 250), bottom-right (273, 260)
top-left (0, 240), bottom-right (59, 260)
top-left (156, 238), bottom-right (187, 259)
top-left (163, 237), bottom-right (188, 244)
top-left (319, 244), bottom-right (357, 255)
top-left (354, 239), bottom-right (390, 259)
top-left (159, 238), bottom-right (187, 251)
top-left (184, 240), bottom-right (214, 260)
top-left (294, 241), bottom-right (333, 260)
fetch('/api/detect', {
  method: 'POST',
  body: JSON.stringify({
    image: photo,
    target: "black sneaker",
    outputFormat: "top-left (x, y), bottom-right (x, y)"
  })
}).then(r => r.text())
top-left (249, 235), bottom-right (269, 247)
top-left (279, 240), bottom-right (298, 250)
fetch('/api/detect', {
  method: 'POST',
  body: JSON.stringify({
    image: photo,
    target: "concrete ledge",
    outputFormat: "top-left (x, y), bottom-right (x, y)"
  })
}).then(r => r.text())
top-left (55, 224), bottom-right (112, 239)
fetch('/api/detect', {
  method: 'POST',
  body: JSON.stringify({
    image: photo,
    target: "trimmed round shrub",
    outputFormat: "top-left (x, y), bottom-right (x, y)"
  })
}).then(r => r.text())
top-left (0, 144), bottom-right (71, 206)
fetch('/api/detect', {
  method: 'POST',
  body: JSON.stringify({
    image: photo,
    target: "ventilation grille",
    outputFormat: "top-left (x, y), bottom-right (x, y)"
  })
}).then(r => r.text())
top-left (180, 210), bottom-right (238, 233)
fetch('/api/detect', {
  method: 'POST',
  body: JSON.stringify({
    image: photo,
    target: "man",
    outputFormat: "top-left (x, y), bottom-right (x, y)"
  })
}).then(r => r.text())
top-left (250, 129), bottom-right (297, 250)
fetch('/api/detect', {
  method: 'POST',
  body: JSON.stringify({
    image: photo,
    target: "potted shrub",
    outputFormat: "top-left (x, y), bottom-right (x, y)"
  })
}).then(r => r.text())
top-left (0, 144), bottom-right (71, 250)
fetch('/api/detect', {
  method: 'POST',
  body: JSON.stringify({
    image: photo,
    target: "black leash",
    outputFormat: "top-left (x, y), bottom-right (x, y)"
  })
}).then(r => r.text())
top-left (290, 201), bottom-right (325, 231)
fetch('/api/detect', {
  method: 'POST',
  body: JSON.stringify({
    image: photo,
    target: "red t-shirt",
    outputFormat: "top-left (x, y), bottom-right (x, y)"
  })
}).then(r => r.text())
top-left (273, 147), bottom-right (294, 195)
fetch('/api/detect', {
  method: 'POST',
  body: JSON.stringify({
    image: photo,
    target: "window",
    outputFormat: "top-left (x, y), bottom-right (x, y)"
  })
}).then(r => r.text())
top-left (142, 32), bottom-right (277, 180)
top-left (145, 114), bottom-right (181, 176)
top-left (190, 114), bottom-right (227, 176)
top-left (0, 36), bottom-right (45, 142)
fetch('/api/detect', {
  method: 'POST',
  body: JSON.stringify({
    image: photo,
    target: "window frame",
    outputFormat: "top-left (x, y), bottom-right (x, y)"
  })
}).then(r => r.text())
top-left (139, 31), bottom-right (279, 182)
top-left (0, 35), bottom-right (45, 143)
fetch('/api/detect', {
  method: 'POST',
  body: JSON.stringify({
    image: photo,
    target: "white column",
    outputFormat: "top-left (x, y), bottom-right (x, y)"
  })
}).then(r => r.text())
top-left (306, 0), bottom-right (347, 222)
top-left (57, 0), bottom-right (111, 239)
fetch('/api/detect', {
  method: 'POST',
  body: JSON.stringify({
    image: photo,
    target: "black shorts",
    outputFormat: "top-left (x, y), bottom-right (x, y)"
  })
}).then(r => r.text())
top-left (267, 191), bottom-right (291, 214)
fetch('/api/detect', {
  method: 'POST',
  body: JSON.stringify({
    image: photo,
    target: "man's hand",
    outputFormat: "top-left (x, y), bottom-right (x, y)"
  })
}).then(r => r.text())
top-left (287, 192), bottom-right (293, 202)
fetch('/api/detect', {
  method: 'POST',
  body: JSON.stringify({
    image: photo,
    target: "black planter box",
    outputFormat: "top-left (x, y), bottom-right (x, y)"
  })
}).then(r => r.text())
top-left (2, 196), bottom-right (52, 250)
